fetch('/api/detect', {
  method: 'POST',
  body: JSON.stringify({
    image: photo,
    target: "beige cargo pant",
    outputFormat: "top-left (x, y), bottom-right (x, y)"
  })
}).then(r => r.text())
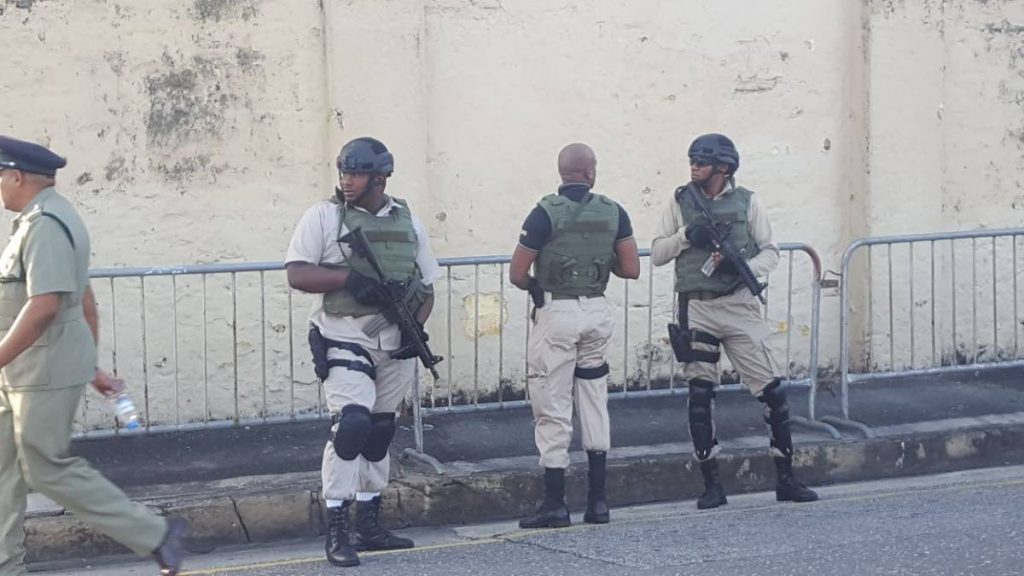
top-left (682, 290), bottom-right (781, 396)
top-left (527, 294), bottom-right (613, 470)
top-left (321, 345), bottom-right (413, 502)
top-left (0, 385), bottom-right (168, 576)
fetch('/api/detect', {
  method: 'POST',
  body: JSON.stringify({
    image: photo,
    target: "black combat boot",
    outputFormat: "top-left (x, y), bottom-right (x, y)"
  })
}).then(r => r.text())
top-left (519, 468), bottom-right (571, 529)
top-left (152, 516), bottom-right (189, 576)
top-left (774, 457), bottom-right (819, 502)
top-left (697, 459), bottom-right (728, 510)
top-left (583, 451), bottom-right (610, 524)
top-left (354, 496), bottom-right (415, 551)
top-left (325, 502), bottom-right (359, 567)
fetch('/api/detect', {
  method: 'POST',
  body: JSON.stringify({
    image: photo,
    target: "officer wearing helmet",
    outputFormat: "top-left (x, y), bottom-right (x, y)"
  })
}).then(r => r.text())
top-left (286, 137), bottom-right (441, 568)
top-left (651, 133), bottom-right (818, 510)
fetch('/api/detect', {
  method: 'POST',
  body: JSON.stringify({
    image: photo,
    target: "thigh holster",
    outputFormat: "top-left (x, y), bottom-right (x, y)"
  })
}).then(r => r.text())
top-left (667, 295), bottom-right (721, 363)
top-left (309, 325), bottom-right (377, 381)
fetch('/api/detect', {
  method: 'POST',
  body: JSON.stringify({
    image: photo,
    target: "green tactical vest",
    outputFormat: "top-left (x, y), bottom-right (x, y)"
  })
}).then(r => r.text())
top-left (674, 184), bottom-right (760, 294)
top-left (534, 192), bottom-right (619, 297)
top-left (323, 197), bottom-right (425, 317)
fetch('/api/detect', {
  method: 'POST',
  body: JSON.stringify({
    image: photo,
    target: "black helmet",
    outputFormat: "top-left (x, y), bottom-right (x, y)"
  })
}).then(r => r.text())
top-left (336, 137), bottom-right (394, 175)
top-left (688, 133), bottom-right (739, 174)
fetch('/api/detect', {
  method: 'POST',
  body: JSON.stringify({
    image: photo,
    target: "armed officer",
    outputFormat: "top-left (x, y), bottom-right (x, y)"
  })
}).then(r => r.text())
top-left (0, 136), bottom-right (187, 576)
top-left (510, 143), bottom-right (640, 528)
top-left (650, 133), bottom-right (817, 509)
top-left (286, 137), bottom-right (442, 567)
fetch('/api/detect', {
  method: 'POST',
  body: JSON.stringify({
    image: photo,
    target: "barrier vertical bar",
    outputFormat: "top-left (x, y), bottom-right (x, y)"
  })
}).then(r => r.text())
top-left (260, 271), bottom-right (267, 421)
top-left (498, 263), bottom-right (505, 406)
top-left (140, 277), bottom-right (150, 430)
top-left (930, 240), bottom-right (936, 366)
top-left (287, 285), bottom-right (295, 420)
top-left (473, 264), bottom-right (480, 406)
top-left (646, 259), bottom-right (654, 390)
top-left (972, 237), bottom-right (978, 364)
top-left (232, 272), bottom-right (239, 425)
top-left (888, 243), bottom-right (895, 371)
top-left (172, 276), bottom-right (180, 426)
top-left (202, 274), bottom-right (209, 422)
top-left (623, 279), bottom-right (630, 393)
top-left (909, 243), bottom-right (915, 368)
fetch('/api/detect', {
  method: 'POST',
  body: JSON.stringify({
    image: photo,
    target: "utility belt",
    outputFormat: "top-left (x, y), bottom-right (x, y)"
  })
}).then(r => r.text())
top-left (549, 292), bottom-right (604, 301)
top-left (678, 288), bottom-right (734, 302)
top-left (666, 292), bottom-right (723, 364)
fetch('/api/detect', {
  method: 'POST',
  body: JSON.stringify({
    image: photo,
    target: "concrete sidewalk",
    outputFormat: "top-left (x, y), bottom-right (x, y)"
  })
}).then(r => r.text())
top-left (26, 366), bottom-right (1024, 567)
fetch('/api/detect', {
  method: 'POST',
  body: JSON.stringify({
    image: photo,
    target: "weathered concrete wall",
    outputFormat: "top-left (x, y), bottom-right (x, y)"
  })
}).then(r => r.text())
top-left (0, 0), bottom-right (329, 265)
top-left (856, 0), bottom-right (1024, 373)
top-left (0, 0), bottom-right (1021, 429)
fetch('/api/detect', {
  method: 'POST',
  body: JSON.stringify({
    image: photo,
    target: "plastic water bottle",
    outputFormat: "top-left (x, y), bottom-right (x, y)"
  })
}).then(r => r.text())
top-left (110, 392), bottom-right (142, 430)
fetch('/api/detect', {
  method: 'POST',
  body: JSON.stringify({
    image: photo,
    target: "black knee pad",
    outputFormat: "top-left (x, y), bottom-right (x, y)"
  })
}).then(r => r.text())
top-left (360, 413), bottom-right (397, 462)
top-left (331, 404), bottom-right (372, 461)
top-left (574, 363), bottom-right (610, 380)
top-left (758, 378), bottom-right (793, 457)
top-left (687, 379), bottom-right (718, 460)
top-left (758, 378), bottom-right (790, 425)
top-left (688, 379), bottom-right (717, 409)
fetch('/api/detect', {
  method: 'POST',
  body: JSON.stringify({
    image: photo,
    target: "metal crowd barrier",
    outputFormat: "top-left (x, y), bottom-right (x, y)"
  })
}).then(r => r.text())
top-left (830, 228), bottom-right (1024, 435)
top-left (419, 245), bottom-right (834, 442)
top-left (75, 244), bottom-right (831, 444)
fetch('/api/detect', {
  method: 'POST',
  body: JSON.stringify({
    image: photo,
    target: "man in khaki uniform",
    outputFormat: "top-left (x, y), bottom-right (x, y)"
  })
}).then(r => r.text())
top-left (510, 143), bottom-right (640, 529)
top-left (651, 133), bottom-right (817, 509)
top-left (286, 137), bottom-right (441, 568)
top-left (0, 136), bottom-right (187, 576)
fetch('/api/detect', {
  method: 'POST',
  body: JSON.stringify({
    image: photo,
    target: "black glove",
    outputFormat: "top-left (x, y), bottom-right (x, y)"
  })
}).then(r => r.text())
top-left (393, 322), bottom-right (429, 360)
top-left (684, 224), bottom-right (715, 249)
top-left (527, 277), bottom-right (545, 309)
top-left (345, 270), bottom-right (385, 306)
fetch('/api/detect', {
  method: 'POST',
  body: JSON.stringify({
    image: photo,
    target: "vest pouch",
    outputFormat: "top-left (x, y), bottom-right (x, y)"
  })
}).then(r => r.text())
top-left (589, 255), bottom-right (611, 284)
top-left (323, 287), bottom-right (382, 317)
top-left (547, 253), bottom-right (578, 287)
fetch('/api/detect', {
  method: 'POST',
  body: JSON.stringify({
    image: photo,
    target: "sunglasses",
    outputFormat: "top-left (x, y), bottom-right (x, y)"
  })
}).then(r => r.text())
top-left (689, 156), bottom-right (715, 168)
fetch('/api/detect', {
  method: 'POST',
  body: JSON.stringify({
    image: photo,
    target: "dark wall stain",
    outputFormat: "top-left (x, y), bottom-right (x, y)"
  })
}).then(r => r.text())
top-left (76, 172), bottom-right (94, 186)
top-left (235, 47), bottom-right (264, 73)
top-left (985, 20), bottom-right (1024, 35)
top-left (144, 54), bottom-right (239, 147)
top-left (192, 0), bottom-right (261, 23)
top-left (734, 73), bottom-right (782, 94)
top-left (104, 51), bottom-right (126, 76)
top-left (105, 155), bottom-right (127, 181)
top-left (153, 154), bottom-right (229, 191)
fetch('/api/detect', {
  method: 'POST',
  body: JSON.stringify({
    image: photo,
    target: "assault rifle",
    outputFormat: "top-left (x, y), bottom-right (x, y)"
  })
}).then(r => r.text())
top-left (340, 227), bottom-right (443, 379)
top-left (686, 185), bottom-right (767, 304)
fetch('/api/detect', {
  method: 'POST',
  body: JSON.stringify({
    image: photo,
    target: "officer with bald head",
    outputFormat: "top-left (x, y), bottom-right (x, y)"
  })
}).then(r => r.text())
top-left (510, 143), bottom-right (640, 529)
top-left (0, 136), bottom-right (187, 576)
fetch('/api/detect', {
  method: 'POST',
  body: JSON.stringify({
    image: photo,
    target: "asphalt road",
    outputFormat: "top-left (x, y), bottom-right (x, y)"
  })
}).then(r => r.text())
top-left (36, 465), bottom-right (1024, 576)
